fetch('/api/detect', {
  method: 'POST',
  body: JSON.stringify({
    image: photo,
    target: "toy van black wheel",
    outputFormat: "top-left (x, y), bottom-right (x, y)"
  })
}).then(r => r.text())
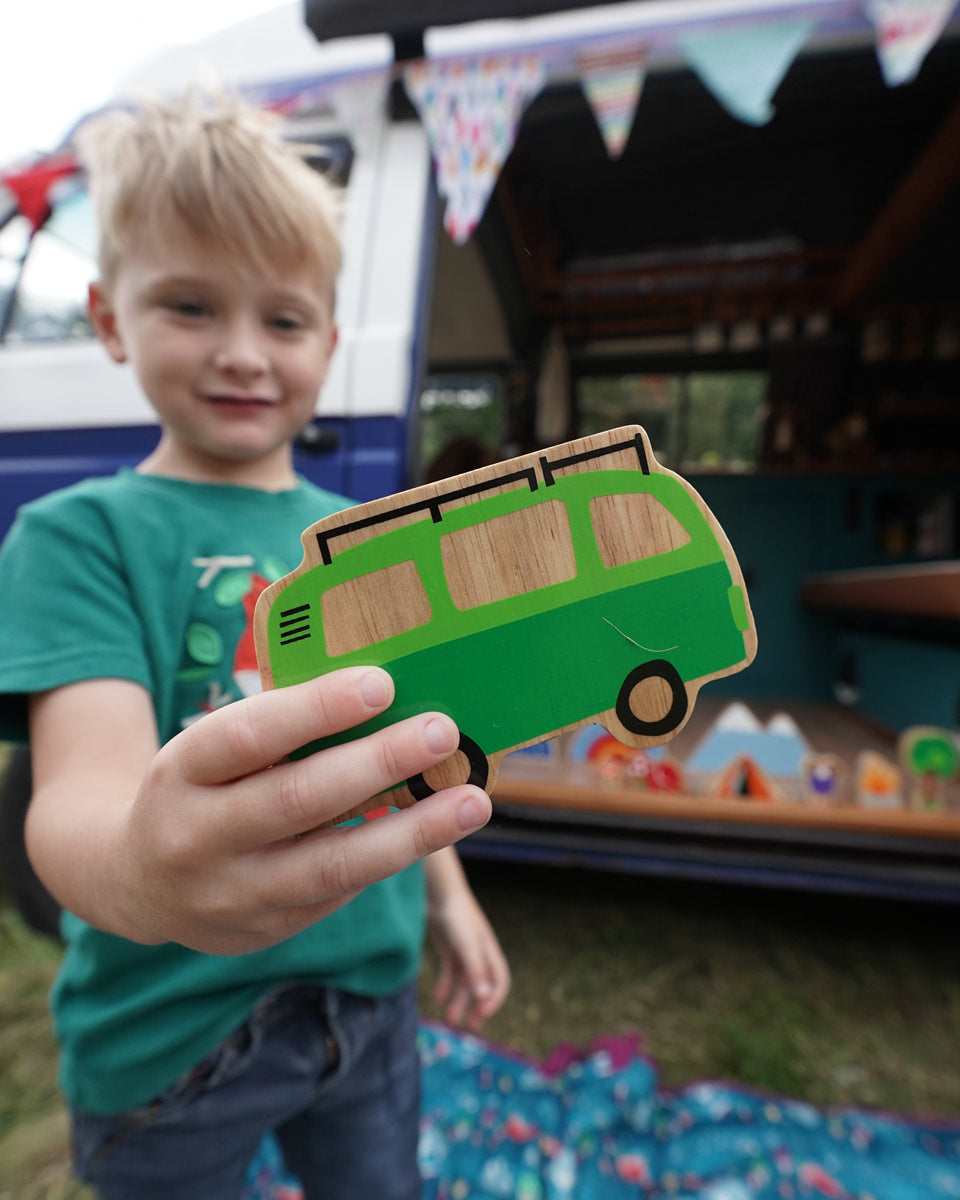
top-left (408, 733), bottom-right (489, 800)
top-left (616, 659), bottom-right (688, 737)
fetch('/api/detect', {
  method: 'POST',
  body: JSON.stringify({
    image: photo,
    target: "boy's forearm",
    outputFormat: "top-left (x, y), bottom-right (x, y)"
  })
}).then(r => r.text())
top-left (27, 679), bottom-right (165, 941)
top-left (26, 775), bottom-right (161, 942)
top-left (424, 845), bottom-right (474, 906)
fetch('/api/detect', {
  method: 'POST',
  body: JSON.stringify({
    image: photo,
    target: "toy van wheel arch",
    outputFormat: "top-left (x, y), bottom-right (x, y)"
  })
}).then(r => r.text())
top-left (615, 659), bottom-right (688, 738)
top-left (408, 733), bottom-right (489, 801)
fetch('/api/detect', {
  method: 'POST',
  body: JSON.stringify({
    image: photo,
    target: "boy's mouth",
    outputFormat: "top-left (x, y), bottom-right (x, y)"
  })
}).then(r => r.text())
top-left (206, 394), bottom-right (278, 408)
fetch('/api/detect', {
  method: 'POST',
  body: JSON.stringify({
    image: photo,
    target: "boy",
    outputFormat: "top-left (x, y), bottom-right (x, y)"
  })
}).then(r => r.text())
top-left (0, 95), bottom-right (509, 1199)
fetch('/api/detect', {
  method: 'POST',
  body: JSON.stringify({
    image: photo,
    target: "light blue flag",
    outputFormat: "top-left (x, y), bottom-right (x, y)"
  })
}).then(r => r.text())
top-left (678, 17), bottom-right (815, 125)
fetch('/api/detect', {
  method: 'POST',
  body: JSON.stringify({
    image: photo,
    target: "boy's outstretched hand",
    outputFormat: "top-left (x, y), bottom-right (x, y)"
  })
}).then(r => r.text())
top-left (425, 848), bottom-right (511, 1030)
top-left (27, 667), bottom-right (492, 955)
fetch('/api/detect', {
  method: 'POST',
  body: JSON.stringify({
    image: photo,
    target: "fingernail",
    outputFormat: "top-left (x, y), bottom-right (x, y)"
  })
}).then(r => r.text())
top-left (424, 717), bottom-right (457, 756)
top-left (458, 793), bottom-right (488, 831)
top-left (361, 670), bottom-right (390, 709)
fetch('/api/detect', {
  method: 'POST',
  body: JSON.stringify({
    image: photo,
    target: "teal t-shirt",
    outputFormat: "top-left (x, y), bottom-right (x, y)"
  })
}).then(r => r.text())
top-left (0, 469), bottom-right (426, 1115)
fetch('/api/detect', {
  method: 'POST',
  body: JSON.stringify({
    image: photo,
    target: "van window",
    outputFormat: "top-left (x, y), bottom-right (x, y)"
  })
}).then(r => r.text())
top-left (4, 187), bottom-right (96, 344)
top-left (591, 492), bottom-right (691, 568)
top-left (322, 560), bottom-right (432, 656)
top-left (0, 213), bottom-right (31, 328)
top-left (442, 500), bottom-right (576, 610)
top-left (577, 371), bottom-right (766, 472)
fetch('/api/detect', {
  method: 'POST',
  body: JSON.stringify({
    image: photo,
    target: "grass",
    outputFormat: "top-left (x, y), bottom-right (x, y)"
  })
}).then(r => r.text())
top-left (0, 909), bottom-right (91, 1200)
top-left (424, 861), bottom-right (960, 1117)
top-left (2, 860), bottom-right (960, 1197)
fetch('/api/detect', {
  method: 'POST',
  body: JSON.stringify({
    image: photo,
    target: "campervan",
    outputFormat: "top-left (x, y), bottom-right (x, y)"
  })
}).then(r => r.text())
top-left (3, 0), bottom-right (935, 538)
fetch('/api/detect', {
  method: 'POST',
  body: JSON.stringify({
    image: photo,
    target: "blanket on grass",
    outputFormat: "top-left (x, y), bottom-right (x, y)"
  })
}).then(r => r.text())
top-left (243, 1024), bottom-right (960, 1200)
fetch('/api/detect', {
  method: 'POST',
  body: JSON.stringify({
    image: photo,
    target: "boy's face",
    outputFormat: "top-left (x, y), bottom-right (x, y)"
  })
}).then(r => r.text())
top-left (89, 226), bottom-right (338, 489)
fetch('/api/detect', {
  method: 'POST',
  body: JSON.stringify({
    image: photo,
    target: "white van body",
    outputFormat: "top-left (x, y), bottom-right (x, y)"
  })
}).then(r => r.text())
top-left (0, 3), bottom-right (442, 530)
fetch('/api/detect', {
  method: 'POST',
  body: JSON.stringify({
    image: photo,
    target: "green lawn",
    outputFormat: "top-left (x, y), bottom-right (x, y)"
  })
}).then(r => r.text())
top-left (2, 860), bottom-right (959, 1198)
top-left (424, 861), bottom-right (960, 1116)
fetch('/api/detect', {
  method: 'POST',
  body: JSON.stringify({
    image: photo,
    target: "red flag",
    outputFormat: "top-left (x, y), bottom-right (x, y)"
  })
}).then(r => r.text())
top-left (1, 154), bottom-right (80, 233)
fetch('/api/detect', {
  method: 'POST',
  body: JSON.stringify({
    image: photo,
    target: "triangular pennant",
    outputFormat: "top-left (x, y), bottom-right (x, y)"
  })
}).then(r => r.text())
top-left (578, 45), bottom-right (646, 159)
top-left (867, 0), bottom-right (957, 86)
top-left (678, 17), bottom-right (814, 126)
top-left (1, 154), bottom-right (79, 233)
top-left (328, 68), bottom-right (391, 158)
top-left (404, 54), bottom-right (546, 244)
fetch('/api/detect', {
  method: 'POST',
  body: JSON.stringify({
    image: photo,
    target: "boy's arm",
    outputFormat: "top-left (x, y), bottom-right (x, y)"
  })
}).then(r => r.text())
top-left (424, 846), bottom-right (511, 1029)
top-left (27, 667), bottom-right (492, 955)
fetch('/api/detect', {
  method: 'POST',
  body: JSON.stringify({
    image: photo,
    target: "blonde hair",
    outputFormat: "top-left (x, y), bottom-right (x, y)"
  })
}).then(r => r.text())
top-left (75, 92), bottom-right (342, 291)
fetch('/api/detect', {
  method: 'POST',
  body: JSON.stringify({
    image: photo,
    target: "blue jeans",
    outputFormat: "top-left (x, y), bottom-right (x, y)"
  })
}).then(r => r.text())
top-left (71, 983), bottom-right (421, 1200)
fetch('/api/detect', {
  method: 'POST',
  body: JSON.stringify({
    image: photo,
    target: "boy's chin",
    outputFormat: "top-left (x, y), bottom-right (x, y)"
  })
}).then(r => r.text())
top-left (143, 434), bottom-right (296, 486)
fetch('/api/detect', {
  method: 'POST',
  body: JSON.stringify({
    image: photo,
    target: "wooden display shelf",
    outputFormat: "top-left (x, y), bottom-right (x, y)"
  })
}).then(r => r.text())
top-left (492, 774), bottom-right (960, 840)
top-left (493, 696), bottom-right (960, 839)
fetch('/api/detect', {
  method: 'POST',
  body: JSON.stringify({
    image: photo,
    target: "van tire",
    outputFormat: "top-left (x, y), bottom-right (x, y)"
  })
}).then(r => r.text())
top-left (408, 733), bottom-right (489, 801)
top-left (0, 745), bottom-right (63, 940)
top-left (616, 660), bottom-right (688, 738)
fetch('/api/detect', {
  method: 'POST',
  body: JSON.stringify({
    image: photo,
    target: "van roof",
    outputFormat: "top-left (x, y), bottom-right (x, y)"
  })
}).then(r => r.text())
top-left (119, 0), bottom-right (934, 108)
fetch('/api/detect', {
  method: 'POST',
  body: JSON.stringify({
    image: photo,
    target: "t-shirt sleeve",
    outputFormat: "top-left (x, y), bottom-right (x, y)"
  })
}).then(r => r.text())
top-left (0, 491), bottom-right (153, 740)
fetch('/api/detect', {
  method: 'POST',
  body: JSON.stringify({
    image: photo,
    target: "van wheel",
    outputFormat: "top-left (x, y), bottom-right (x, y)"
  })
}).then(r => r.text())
top-left (616, 660), bottom-right (688, 738)
top-left (408, 733), bottom-right (489, 801)
top-left (0, 745), bottom-right (62, 940)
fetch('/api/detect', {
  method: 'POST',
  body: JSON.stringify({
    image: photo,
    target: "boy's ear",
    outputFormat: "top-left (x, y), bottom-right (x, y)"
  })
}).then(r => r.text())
top-left (88, 282), bottom-right (127, 364)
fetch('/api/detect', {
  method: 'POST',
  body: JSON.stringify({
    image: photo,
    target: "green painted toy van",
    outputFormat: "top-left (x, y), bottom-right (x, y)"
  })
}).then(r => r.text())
top-left (255, 427), bottom-right (756, 809)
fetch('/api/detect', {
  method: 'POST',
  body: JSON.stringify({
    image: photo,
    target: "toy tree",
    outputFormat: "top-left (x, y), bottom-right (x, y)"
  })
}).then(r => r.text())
top-left (898, 726), bottom-right (960, 811)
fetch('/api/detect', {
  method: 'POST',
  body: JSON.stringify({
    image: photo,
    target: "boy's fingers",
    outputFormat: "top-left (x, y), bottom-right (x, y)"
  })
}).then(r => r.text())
top-left (225, 709), bottom-right (468, 847)
top-left (267, 787), bottom-right (492, 911)
top-left (171, 669), bottom-right (394, 784)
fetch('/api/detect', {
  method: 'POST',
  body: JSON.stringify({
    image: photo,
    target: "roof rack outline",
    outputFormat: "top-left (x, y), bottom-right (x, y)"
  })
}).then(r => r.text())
top-left (314, 430), bottom-right (649, 566)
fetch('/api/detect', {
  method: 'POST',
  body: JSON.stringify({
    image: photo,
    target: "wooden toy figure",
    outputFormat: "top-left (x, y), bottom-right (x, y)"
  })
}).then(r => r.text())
top-left (898, 726), bottom-right (959, 811)
top-left (255, 426), bottom-right (757, 822)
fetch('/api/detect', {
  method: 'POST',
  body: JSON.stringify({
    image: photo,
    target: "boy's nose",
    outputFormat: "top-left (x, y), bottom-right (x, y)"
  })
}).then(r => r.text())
top-left (212, 322), bottom-right (270, 378)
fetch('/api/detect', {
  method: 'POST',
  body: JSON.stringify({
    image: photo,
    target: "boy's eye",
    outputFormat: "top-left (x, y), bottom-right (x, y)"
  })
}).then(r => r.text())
top-left (168, 298), bottom-right (211, 318)
top-left (269, 313), bottom-right (305, 333)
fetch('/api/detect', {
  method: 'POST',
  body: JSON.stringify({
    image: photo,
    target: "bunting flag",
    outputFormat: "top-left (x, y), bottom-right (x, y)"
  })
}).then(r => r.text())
top-left (866, 0), bottom-right (958, 85)
top-left (404, 55), bottom-right (546, 244)
top-left (1, 154), bottom-right (80, 232)
top-left (328, 68), bottom-right (391, 157)
top-left (578, 45), bottom-right (646, 159)
top-left (677, 16), bottom-right (815, 126)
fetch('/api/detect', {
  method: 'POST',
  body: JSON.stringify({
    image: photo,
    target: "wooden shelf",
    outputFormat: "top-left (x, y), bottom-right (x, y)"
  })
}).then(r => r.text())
top-left (492, 775), bottom-right (960, 841)
top-left (492, 698), bottom-right (960, 842)
top-left (801, 560), bottom-right (960, 622)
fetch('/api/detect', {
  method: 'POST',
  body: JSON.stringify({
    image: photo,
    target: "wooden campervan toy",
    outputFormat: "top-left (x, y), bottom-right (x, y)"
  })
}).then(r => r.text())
top-left (254, 426), bottom-right (757, 821)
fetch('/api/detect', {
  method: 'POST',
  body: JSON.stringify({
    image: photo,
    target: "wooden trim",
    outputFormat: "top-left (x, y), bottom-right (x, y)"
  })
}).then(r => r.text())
top-left (493, 776), bottom-right (960, 840)
top-left (801, 561), bottom-right (960, 622)
top-left (834, 92), bottom-right (960, 310)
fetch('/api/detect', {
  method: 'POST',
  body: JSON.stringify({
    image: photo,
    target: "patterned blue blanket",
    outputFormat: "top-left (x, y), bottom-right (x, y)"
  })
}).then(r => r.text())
top-left (244, 1024), bottom-right (960, 1200)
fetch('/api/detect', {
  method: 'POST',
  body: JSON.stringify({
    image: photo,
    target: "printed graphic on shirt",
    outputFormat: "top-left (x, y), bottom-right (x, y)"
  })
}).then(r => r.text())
top-left (179, 554), bottom-right (289, 728)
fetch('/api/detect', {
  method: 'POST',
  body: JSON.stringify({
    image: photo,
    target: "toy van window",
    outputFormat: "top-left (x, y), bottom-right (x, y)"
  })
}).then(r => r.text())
top-left (321, 560), bottom-right (431, 656)
top-left (591, 492), bottom-right (691, 568)
top-left (442, 500), bottom-right (576, 611)
top-left (3, 186), bottom-right (95, 344)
